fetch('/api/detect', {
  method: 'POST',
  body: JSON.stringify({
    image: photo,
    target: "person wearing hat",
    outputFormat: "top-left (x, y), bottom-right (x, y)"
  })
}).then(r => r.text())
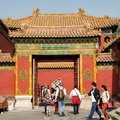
top-left (55, 83), bottom-right (67, 117)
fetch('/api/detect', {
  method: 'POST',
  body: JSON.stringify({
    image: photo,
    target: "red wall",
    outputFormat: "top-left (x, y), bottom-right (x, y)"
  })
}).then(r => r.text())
top-left (18, 56), bottom-right (29, 95)
top-left (38, 69), bottom-right (74, 94)
top-left (118, 65), bottom-right (120, 94)
top-left (82, 55), bottom-right (94, 93)
top-left (97, 69), bottom-right (119, 94)
top-left (0, 70), bottom-right (15, 95)
top-left (0, 33), bottom-right (14, 53)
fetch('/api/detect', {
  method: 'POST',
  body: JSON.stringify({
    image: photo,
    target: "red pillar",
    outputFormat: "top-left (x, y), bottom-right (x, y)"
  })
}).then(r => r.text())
top-left (100, 35), bottom-right (105, 50)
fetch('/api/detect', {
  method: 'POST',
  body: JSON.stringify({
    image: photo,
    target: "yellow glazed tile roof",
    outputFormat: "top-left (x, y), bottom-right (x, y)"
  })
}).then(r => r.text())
top-left (97, 53), bottom-right (118, 62)
top-left (3, 12), bottom-right (119, 29)
top-left (101, 35), bottom-right (120, 51)
top-left (2, 8), bottom-right (119, 38)
top-left (0, 51), bottom-right (15, 63)
top-left (37, 62), bottom-right (74, 68)
top-left (9, 26), bottom-right (101, 38)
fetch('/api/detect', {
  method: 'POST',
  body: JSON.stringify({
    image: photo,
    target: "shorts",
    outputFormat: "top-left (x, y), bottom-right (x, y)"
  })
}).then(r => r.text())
top-left (46, 105), bottom-right (51, 110)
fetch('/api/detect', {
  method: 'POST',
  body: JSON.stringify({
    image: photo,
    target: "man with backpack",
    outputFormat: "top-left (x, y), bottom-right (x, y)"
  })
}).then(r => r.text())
top-left (55, 83), bottom-right (67, 117)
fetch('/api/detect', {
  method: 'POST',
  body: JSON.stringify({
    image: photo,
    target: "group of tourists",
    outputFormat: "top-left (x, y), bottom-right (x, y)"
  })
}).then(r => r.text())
top-left (41, 81), bottom-right (112, 120)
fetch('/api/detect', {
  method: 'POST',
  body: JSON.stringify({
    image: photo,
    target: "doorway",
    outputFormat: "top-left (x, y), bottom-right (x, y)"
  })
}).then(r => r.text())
top-left (32, 55), bottom-right (79, 106)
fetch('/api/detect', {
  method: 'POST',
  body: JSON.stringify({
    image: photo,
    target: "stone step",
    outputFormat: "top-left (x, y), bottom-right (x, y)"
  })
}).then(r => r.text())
top-left (110, 114), bottom-right (119, 120)
top-left (116, 111), bottom-right (120, 116)
top-left (108, 108), bottom-right (120, 120)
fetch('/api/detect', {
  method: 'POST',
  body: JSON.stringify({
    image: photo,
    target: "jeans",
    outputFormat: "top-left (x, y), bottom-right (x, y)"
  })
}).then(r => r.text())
top-left (58, 99), bottom-right (65, 115)
top-left (88, 102), bottom-right (101, 120)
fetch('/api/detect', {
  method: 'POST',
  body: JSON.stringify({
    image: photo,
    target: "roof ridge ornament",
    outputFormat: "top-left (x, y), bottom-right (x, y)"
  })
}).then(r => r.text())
top-left (32, 8), bottom-right (40, 16)
top-left (78, 7), bottom-right (85, 15)
top-left (104, 15), bottom-right (110, 19)
top-left (82, 22), bottom-right (93, 31)
top-left (7, 17), bottom-right (12, 20)
top-left (21, 22), bottom-right (29, 31)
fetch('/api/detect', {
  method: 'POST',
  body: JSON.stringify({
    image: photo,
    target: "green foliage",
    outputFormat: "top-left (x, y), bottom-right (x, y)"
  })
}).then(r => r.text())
top-left (112, 26), bottom-right (120, 38)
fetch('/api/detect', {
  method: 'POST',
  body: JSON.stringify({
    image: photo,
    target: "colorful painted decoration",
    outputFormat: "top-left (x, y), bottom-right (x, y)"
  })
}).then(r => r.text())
top-left (17, 89), bottom-right (21, 95)
top-left (20, 69), bottom-right (27, 81)
top-left (84, 69), bottom-right (92, 80)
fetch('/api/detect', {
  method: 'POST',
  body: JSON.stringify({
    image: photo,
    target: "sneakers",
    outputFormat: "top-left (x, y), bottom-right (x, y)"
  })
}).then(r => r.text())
top-left (46, 113), bottom-right (50, 117)
top-left (74, 113), bottom-right (76, 115)
top-left (59, 113), bottom-right (65, 117)
top-left (108, 117), bottom-right (112, 120)
top-left (62, 112), bottom-right (65, 116)
top-left (46, 114), bottom-right (50, 117)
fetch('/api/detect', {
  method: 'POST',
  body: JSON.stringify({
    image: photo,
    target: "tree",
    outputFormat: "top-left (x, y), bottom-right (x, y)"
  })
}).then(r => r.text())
top-left (112, 26), bottom-right (120, 38)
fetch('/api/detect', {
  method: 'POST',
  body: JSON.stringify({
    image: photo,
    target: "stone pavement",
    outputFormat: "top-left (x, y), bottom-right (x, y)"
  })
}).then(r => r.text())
top-left (108, 107), bottom-right (120, 120)
top-left (0, 106), bottom-right (101, 120)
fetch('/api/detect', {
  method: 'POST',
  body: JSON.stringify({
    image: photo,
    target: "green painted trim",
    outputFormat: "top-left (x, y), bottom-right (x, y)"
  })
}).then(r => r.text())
top-left (97, 66), bottom-right (116, 70)
top-left (0, 62), bottom-right (15, 66)
top-left (13, 37), bottom-right (99, 44)
top-left (97, 62), bottom-right (118, 66)
top-left (16, 50), bottom-right (96, 55)
top-left (0, 67), bottom-right (14, 70)
top-left (15, 43), bottom-right (96, 50)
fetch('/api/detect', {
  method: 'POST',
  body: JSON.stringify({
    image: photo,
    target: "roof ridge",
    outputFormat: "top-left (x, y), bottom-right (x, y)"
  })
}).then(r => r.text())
top-left (3, 13), bottom-right (120, 21)
top-left (2, 9), bottom-right (119, 31)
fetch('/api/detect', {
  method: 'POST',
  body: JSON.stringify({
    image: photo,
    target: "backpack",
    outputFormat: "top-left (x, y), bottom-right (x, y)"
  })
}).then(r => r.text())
top-left (58, 88), bottom-right (65, 99)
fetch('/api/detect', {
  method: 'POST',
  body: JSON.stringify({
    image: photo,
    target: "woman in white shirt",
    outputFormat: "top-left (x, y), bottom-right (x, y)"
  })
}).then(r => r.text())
top-left (70, 85), bottom-right (82, 115)
top-left (101, 85), bottom-right (111, 120)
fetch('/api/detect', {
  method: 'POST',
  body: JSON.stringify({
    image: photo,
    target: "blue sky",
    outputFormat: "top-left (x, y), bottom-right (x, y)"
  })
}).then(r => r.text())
top-left (0, 0), bottom-right (120, 19)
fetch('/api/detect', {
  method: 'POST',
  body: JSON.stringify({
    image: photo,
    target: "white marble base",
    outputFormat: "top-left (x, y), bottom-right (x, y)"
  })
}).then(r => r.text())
top-left (15, 95), bottom-right (32, 110)
top-left (8, 102), bottom-right (15, 111)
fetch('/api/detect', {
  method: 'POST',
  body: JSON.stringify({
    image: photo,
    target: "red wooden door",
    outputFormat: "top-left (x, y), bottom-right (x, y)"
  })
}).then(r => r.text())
top-left (74, 57), bottom-right (79, 87)
top-left (32, 58), bottom-right (39, 107)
